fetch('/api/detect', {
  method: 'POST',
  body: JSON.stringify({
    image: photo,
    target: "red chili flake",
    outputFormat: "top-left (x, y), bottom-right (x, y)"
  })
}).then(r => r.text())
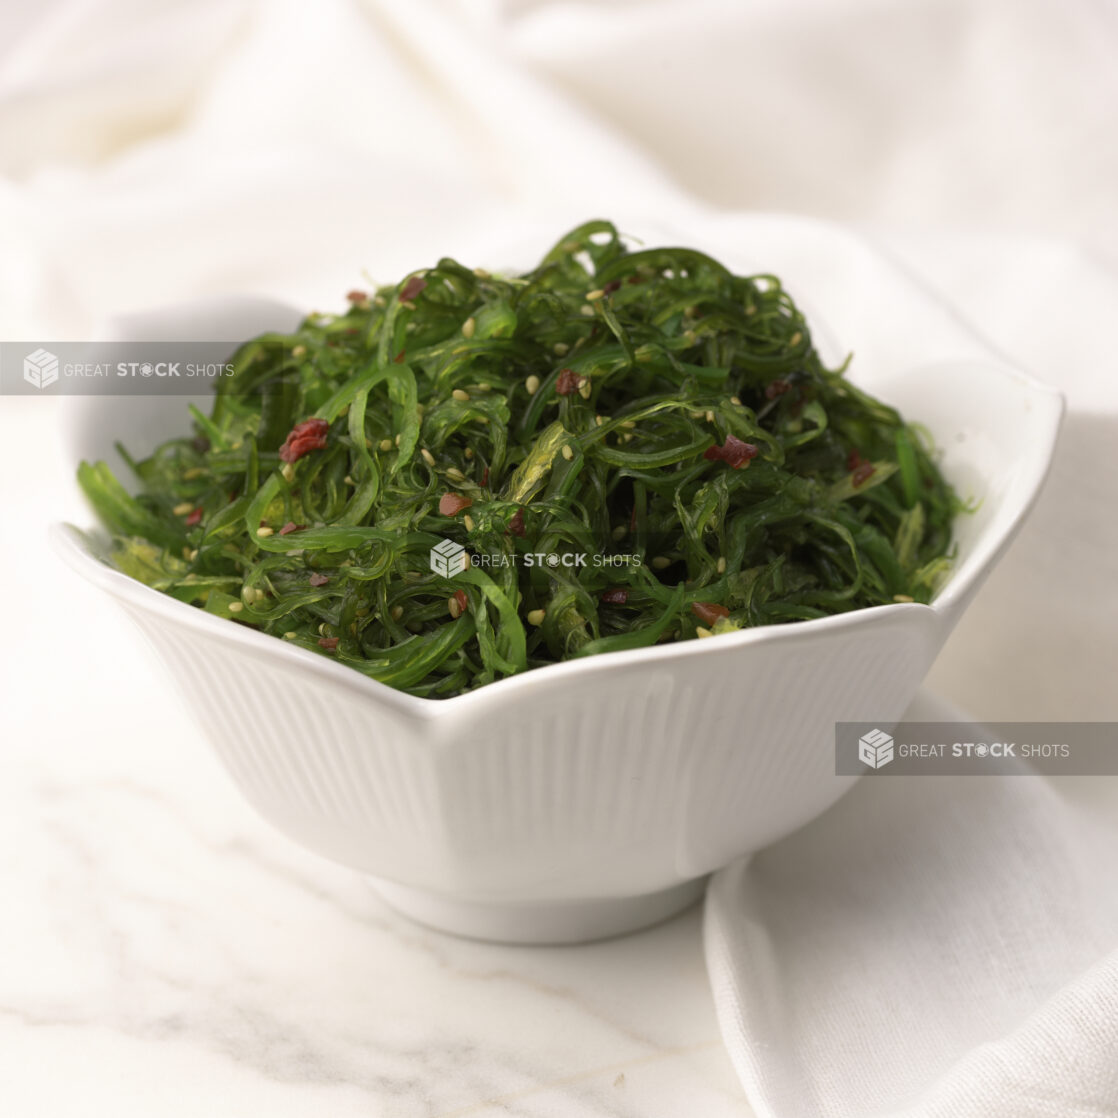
top-left (600, 588), bottom-right (629, 605)
top-left (627, 275), bottom-right (642, 285)
top-left (278, 521), bottom-right (306, 536)
top-left (278, 417), bottom-right (330, 464)
top-left (629, 504), bottom-right (638, 531)
top-left (691, 601), bottom-right (730, 626)
top-left (308, 573), bottom-right (330, 587)
top-left (346, 289), bottom-right (368, 304)
top-left (393, 348), bottom-right (407, 364)
top-left (555, 368), bottom-right (582, 396)
top-left (846, 449), bottom-right (864, 471)
top-left (452, 589), bottom-right (468, 614)
top-left (703, 435), bottom-right (759, 469)
top-left (439, 492), bottom-right (473, 517)
top-left (184, 507), bottom-right (203, 527)
top-left (852, 462), bottom-right (876, 488)
top-left (481, 466), bottom-right (490, 488)
top-left (507, 506), bottom-right (526, 537)
top-left (602, 280), bottom-right (622, 295)
top-left (399, 275), bottom-right (427, 302)
top-left (318, 636), bottom-right (339, 651)
top-left (259, 520), bottom-right (268, 528)
top-left (765, 379), bottom-right (791, 400)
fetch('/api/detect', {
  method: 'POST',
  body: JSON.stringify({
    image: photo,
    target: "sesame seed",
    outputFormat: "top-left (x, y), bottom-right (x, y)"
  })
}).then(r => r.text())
top-left (400, 300), bottom-right (415, 311)
top-left (447, 596), bottom-right (462, 620)
top-left (343, 475), bottom-right (355, 486)
top-left (477, 382), bottom-right (491, 392)
top-left (580, 304), bottom-right (595, 316)
top-left (452, 388), bottom-right (470, 402)
top-left (622, 433), bottom-right (634, 443)
top-left (394, 433), bottom-right (401, 447)
top-left (257, 526), bottom-right (275, 538)
top-left (586, 288), bottom-right (605, 301)
top-left (461, 317), bottom-right (476, 339)
top-left (464, 447), bottom-right (475, 460)
top-left (420, 448), bottom-right (436, 467)
top-left (284, 631), bottom-right (297, 639)
top-left (893, 593), bottom-right (915, 602)
top-left (292, 344), bottom-right (306, 358)
top-left (730, 396), bottom-right (742, 406)
top-left (281, 462), bottom-right (295, 483)
top-left (652, 556), bottom-right (672, 570)
top-left (473, 267), bottom-right (490, 279)
top-left (527, 609), bottom-right (546, 626)
top-left (745, 304), bottom-right (756, 315)
top-left (373, 295), bottom-right (386, 307)
top-left (553, 342), bottom-right (569, 356)
top-left (228, 602), bottom-right (244, 613)
top-left (188, 549), bottom-right (198, 561)
top-left (620, 420), bottom-right (636, 430)
top-left (463, 514), bottom-right (476, 532)
top-left (172, 501), bottom-right (194, 516)
top-left (578, 379), bottom-right (592, 399)
top-left (705, 410), bottom-right (715, 423)
top-left (612, 524), bottom-right (627, 541)
top-left (183, 467), bottom-right (205, 480)
top-left (391, 605), bottom-right (404, 621)
top-left (717, 557), bottom-right (727, 574)
top-left (445, 467), bottom-right (467, 483)
top-left (595, 415), bottom-right (604, 426)
top-left (379, 438), bottom-right (393, 452)
top-left (790, 332), bottom-right (802, 346)
top-left (561, 445), bottom-right (574, 461)
top-left (525, 375), bottom-right (541, 395)
top-left (696, 626), bottom-right (714, 639)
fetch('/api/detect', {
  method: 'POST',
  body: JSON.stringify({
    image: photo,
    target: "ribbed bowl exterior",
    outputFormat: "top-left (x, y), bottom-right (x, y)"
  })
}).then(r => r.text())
top-left (121, 599), bottom-right (942, 903)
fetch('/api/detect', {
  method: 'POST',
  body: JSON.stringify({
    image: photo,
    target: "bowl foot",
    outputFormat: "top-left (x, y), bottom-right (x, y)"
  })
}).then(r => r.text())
top-left (367, 876), bottom-right (708, 945)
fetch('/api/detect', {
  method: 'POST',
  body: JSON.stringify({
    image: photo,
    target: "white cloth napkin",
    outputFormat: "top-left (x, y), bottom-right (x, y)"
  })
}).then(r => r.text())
top-left (705, 689), bottom-right (1118, 1118)
top-left (3, 2), bottom-right (1117, 1115)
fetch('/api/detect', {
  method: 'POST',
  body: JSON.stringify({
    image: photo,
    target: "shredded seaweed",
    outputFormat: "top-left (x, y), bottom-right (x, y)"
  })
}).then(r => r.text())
top-left (78, 220), bottom-right (959, 698)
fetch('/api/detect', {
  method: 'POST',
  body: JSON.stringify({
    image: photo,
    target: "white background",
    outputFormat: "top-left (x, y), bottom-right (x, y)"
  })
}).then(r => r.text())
top-left (2, 2), bottom-right (1116, 1115)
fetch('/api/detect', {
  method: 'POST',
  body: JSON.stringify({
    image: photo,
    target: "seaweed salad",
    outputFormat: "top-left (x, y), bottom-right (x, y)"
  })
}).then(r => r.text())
top-left (78, 220), bottom-right (958, 698)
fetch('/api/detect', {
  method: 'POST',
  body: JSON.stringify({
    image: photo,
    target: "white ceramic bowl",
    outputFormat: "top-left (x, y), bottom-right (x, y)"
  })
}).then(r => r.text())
top-left (52, 250), bottom-right (1062, 944)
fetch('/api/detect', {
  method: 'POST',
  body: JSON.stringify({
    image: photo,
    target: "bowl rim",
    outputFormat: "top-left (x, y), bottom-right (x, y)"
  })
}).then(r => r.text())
top-left (51, 518), bottom-right (944, 722)
top-left (50, 349), bottom-right (1061, 720)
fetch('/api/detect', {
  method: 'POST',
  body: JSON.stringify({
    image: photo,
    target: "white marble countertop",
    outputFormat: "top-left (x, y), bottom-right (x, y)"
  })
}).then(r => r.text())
top-left (4, 397), bottom-right (754, 1117)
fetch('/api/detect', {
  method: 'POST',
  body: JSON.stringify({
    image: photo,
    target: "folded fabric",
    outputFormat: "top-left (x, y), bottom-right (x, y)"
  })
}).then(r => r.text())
top-left (705, 689), bottom-right (1118, 1118)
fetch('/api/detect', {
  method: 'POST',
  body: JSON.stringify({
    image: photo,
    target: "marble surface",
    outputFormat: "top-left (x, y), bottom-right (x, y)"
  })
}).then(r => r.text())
top-left (3, 396), bottom-right (755, 1117)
